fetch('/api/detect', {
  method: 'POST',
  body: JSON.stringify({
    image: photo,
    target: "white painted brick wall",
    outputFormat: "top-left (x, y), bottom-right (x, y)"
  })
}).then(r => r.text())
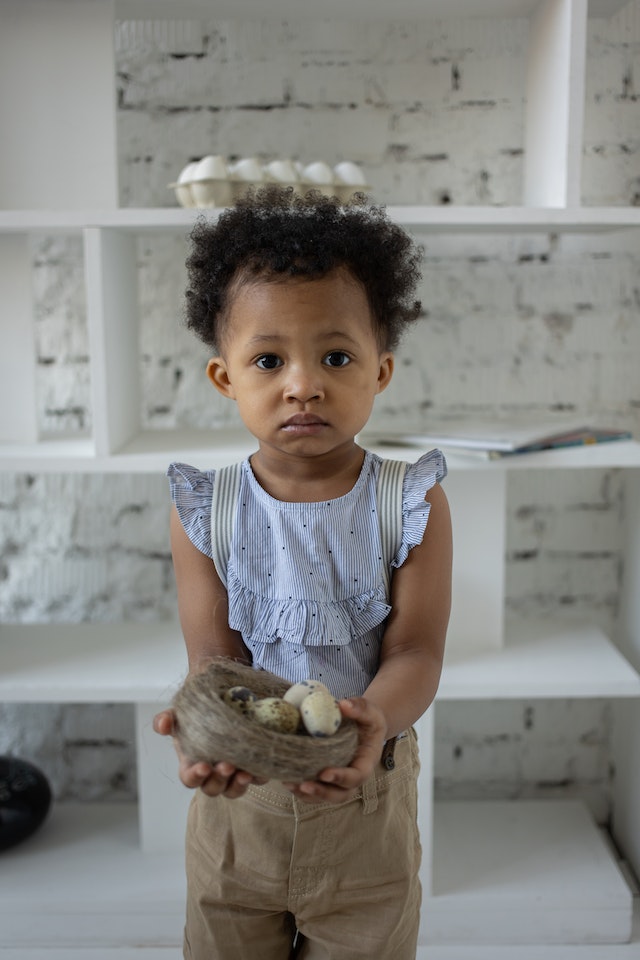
top-left (2, 6), bottom-right (639, 811)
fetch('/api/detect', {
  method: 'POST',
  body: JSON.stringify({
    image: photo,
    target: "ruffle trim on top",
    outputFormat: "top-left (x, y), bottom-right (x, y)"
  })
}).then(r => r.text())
top-left (227, 578), bottom-right (392, 647)
top-left (167, 461), bottom-right (216, 559)
top-left (392, 448), bottom-right (448, 569)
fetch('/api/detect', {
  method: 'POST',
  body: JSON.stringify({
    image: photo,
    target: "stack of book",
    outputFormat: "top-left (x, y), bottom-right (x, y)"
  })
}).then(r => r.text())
top-left (366, 420), bottom-right (633, 460)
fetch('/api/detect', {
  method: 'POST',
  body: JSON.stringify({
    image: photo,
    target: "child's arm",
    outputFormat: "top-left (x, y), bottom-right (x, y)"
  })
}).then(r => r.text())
top-left (361, 481), bottom-right (452, 736)
top-left (153, 505), bottom-right (265, 799)
top-left (287, 482), bottom-right (452, 804)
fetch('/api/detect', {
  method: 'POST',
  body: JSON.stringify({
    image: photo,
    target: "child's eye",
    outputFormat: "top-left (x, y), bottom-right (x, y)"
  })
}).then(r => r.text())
top-left (255, 354), bottom-right (282, 370)
top-left (323, 351), bottom-right (351, 368)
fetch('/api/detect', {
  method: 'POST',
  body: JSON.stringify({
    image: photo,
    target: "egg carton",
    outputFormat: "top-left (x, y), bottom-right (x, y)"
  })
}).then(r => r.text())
top-left (171, 657), bottom-right (358, 782)
top-left (168, 156), bottom-right (370, 209)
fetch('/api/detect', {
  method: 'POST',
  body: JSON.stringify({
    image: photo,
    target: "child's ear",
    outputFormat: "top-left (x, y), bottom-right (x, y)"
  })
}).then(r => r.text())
top-left (206, 357), bottom-right (236, 399)
top-left (376, 352), bottom-right (394, 394)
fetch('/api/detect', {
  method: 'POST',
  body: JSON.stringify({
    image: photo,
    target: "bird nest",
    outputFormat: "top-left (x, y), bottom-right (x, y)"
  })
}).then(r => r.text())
top-left (171, 658), bottom-right (358, 782)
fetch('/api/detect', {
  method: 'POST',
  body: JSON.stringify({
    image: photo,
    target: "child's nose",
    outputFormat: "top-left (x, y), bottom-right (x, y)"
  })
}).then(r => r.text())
top-left (283, 363), bottom-right (325, 403)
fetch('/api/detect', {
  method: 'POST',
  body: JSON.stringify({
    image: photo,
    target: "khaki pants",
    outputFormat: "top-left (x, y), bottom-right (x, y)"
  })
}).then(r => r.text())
top-left (183, 731), bottom-right (422, 960)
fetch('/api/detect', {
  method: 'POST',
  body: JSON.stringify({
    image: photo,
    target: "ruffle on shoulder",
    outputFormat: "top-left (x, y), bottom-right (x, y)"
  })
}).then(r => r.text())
top-left (227, 577), bottom-right (391, 647)
top-left (167, 462), bottom-right (215, 559)
top-left (393, 448), bottom-right (448, 569)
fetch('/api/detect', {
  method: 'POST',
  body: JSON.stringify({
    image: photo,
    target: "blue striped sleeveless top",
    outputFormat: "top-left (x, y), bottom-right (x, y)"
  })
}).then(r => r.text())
top-left (168, 448), bottom-right (446, 698)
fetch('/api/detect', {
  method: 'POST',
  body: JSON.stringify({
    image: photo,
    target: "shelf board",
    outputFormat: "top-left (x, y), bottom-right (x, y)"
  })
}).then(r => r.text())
top-left (0, 800), bottom-right (632, 949)
top-left (0, 436), bottom-right (97, 471)
top-left (439, 620), bottom-right (640, 700)
top-left (1, 620), bottom-right (638, 705)
top-left (1, 206), bottom-right (640, 235)
top-left (368, 438), bottom-right (640, 470)
top-left (0, 428), bottom-right (255, 473)
top-left (114, 0), bottom-right (630, 21)
top-left (2, 432), bottom-right (639, 474)
top-left (426, 800), bottom-right (633, 944)
top-left (0, 622), bottom-right (187, 703)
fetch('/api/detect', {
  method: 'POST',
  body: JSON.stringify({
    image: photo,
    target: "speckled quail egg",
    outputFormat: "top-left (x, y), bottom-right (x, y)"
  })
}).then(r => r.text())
top-left (283, 679), bottom-right (331, 710)
top-left (223, 685), bottom-right (259, 716)
top-left (251, 697), bottom-right (301, 734)
top-left (300, 691), bottom-right (342, 737)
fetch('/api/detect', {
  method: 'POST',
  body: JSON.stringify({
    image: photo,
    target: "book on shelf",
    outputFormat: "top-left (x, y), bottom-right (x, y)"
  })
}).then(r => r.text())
top-left (365, 420), bottom-right (633, 459)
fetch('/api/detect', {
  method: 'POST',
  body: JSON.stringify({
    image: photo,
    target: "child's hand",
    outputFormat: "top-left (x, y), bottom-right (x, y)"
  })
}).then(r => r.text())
top-left (283, 697), bottom-right (387, 805)
top-left (152, 709), bottom-right (267, 799)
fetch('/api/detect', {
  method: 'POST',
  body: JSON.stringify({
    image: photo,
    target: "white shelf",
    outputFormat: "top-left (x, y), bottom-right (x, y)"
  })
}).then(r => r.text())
top-left (368, 439), bottom-right (640, 471)
top-left (2, 433), bottom-right (639, 474)
top-left (1, 205), bottom-right (640, 234)
top-left (114, 0), bottom-right (630, 21)
top-left (426, 800), bottom-right (633, 944)
top-left (439, 621), bottom-right (640, 700)
top-left (0, 428), bottom-right (254, 474)
top-left (2, 1), bottom-right (640, 949)
top-left (0, 622), bottom-right (187, 703)
top-left (1, 619), bottom-right (638, 705)
top-left (0, 799), bottom-right (633, 949)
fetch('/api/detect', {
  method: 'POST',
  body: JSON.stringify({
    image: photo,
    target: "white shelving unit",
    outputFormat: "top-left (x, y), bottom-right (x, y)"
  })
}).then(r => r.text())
top-left (1, 0), bottom-right (640, 950)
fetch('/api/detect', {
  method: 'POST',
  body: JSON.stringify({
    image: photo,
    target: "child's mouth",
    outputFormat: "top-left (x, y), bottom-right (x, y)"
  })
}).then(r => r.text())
top-left (282, 415), bottom-right (328, 435)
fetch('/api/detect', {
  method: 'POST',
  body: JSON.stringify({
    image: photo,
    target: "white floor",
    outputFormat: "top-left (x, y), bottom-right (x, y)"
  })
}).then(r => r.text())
top-left (0, 909), bottom-right (638, 959)
top-left (1, 929), bottom-right (640, 959)
top-left (1, 803), bottom-right (639, 959)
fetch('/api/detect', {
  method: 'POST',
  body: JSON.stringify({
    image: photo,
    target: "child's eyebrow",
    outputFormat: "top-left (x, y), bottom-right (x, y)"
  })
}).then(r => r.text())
top-left (246, 331), bottom-right (360, 347)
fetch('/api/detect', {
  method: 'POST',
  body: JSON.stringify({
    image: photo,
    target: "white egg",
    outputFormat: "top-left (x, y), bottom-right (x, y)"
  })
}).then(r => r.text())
top-left (230, 157), bottom-right (264, 182)
top-left (190, 155), bottom-right (232, 208)
top-left (283, 679), bottom-right (331, 710)
top-left (303, 161), bottom-right (334, 184)
top-left (229, 157), bottom-right (264, 200)
top-left (301, 161), bottom-right (336, 197)
top-left (264, 158), bottom-right (299, 184)
top-left (192, 154), bottom-right (227, 180)
top-left (301, 691), bottom-right (342, 738)
top-left (333, 161), bottom-right (366, 186)
top-left (171, 161), bottom-right (200, 208)
top-left (333, 161), bottom-right (368, 203)
top-left (177, 161), bottom-right (199, 184)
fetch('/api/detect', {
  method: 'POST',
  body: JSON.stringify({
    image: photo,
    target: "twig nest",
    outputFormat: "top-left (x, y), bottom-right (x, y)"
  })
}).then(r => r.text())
top-left (171, 658), bottom-right (358, 782)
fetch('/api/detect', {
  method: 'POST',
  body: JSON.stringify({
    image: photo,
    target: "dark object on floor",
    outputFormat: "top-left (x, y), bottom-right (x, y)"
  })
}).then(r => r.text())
top-left (0, 756), bottom-right (52, 852)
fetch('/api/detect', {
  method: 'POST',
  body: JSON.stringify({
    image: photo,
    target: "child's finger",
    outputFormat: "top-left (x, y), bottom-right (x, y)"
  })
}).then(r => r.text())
top-left (152, 709), bottom-right (175, 736)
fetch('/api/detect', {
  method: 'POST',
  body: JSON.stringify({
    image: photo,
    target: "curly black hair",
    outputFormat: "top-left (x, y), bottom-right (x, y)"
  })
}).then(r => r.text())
top-left (184, 185), bottom-right (423, 352)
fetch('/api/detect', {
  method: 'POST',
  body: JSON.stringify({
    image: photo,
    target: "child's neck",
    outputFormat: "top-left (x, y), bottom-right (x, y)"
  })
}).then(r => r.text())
top-left (249, 443), bottom-right (365, 503)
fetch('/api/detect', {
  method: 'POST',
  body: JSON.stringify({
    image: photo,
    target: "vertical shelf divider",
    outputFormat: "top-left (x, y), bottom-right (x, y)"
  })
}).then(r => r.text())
top-left (612, 468), bottom-right (640, 882)
top-left (417, 707), bottom-right (435, 903)
top-left (85, 227), bottom-right (141, 457)
top-left (523, 0), bottom-right (588, 207)
top-left (445, 469), bottom-right (508, 654)
top-left (135, 701), bottom-right (191, 854)
top-left (0, 235), bottom-right (38, 445)
top-left (0, 0), bottom-right (118, 210)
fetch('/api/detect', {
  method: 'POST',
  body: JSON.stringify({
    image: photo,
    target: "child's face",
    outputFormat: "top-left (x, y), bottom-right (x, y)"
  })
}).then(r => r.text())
top-left (207, 269), bottom-right (393, 462)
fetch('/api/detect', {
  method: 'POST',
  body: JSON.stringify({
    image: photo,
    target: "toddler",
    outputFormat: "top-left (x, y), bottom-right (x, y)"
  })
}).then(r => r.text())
top-left (155, 186), bottom-right (452, 960)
